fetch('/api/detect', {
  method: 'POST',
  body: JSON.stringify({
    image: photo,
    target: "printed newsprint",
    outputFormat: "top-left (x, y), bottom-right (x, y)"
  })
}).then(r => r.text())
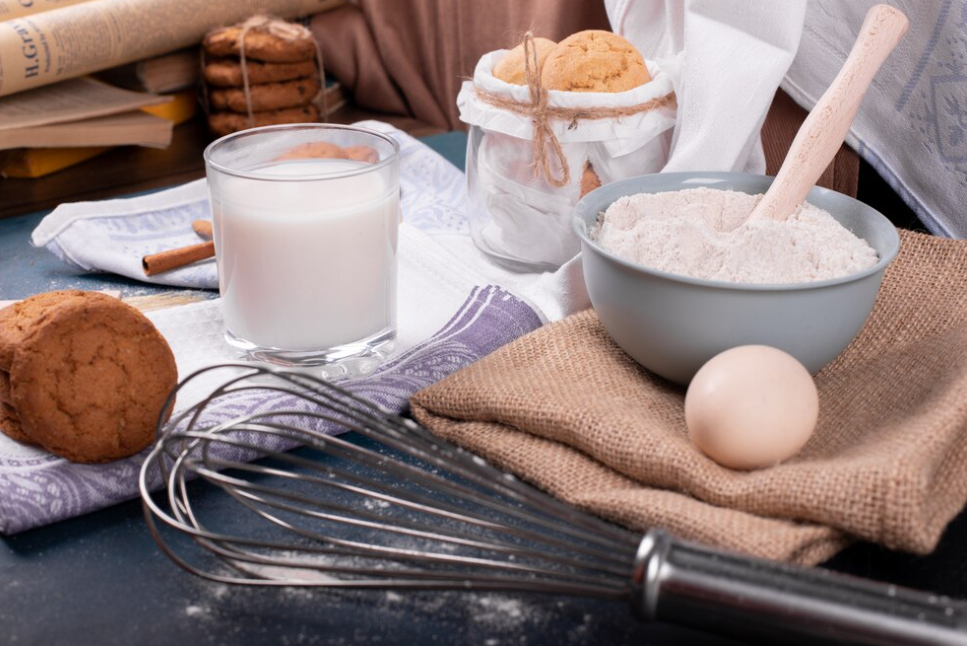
top-left (0, 0), bottom-right (337, 97)
top-left (0, 0), bottom-right (92, 21)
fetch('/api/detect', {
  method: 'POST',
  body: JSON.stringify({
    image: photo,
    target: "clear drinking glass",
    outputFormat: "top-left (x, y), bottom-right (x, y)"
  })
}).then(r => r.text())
top-left (204, 124), bottom-right (400, 367)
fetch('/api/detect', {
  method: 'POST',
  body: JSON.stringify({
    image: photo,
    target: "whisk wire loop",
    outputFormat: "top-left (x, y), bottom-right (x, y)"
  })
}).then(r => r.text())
top-left (141, 364), bottom-right (639, 597)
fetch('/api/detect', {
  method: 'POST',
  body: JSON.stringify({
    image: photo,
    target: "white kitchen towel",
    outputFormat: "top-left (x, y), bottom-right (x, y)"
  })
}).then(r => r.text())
top-left (783, 0), bottom-right (967, 238)
top-left (30, 121), bottom-right (472, 289)
top-left (605, 0), bottom-right (808, 175)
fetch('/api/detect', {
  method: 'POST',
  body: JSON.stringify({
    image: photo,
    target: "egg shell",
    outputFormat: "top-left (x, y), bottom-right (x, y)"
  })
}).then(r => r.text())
top-left (684, 345), bottom-right (819, 470)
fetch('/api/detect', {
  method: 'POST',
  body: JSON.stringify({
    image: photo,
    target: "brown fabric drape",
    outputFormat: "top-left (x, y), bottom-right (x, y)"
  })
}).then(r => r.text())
top-left (311, 0), bottom-right (611, 130)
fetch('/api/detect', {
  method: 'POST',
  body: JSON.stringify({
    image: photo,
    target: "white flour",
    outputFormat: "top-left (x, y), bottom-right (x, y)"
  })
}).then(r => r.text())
top-left (591, 188), bottom-right (879, 284)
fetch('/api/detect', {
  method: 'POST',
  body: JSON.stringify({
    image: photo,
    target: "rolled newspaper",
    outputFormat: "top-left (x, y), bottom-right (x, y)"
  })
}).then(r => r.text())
top-left (0, 0), bottom-right (340, 97)
top-left (0, 0), bottom-right (91, 21)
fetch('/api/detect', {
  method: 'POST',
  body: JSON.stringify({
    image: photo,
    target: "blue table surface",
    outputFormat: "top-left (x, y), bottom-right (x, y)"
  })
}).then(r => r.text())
top-left (2, 131), bottom-right (966, 646)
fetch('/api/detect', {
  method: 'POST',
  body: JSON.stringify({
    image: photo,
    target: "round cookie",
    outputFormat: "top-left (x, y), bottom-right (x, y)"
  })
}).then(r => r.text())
top-left (275, 143), bottom-right (381, 164)
top-left (345, 145), bottom-right (379, 164)
top-left (0, 370), bottom-right (10, 404)
top-left (0, 290), bottom-right (92, 370)
top-left (203, 22), bottom-right (316, 63)
top-left (203, 58), bottom-right (316, 87)
top-left (208, 105), bottom-right (320, 137)
top-left (0, 402), bottom-right (34, 445)
top-left (276, 141), bottom-right (348, 161)
top-left (9, 297), bottom-right (177, 464)
top-left (541, 30), bottom-right (650, 93)
top-left (492, 37), bottom-right (556, 85)
top-left (209, 78), bottom-right (320, 113)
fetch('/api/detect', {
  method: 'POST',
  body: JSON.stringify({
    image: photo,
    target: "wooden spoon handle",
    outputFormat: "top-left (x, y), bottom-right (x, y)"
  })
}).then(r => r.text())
top-left (749, 4), bottom-right (908, 221)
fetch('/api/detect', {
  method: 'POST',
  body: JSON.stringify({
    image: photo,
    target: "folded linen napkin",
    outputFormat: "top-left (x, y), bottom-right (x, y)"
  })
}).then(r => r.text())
top-left (412, 230), bottom-right (967, 565)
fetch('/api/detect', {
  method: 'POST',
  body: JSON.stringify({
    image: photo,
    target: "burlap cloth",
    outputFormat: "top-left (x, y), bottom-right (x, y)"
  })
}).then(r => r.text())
top-left (410, 231), bottom-right (967, 566)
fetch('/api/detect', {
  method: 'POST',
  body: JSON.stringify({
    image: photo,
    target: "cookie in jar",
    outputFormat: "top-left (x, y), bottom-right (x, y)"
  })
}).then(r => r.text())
top-left (458, 30), bottom-right (676, 271)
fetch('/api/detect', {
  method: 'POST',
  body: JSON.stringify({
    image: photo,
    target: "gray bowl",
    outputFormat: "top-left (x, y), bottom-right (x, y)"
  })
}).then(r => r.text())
top-left (573, 172), bottom-right (901, 385)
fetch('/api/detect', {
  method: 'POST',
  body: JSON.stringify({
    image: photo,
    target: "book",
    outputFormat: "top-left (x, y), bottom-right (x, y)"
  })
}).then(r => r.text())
top-left (0, 111), bottom-right (173, 151)
top-left (1, 147), bottom-right (108, 178)
top-left (321, 79), bottom-right (346, 116)
top-left (0, 77), bottom-right (169, 133)
top-left (1, 89), bottom-right (198, 177)
top-left (0, 77), bottom-right (172, 151)
top-left (140, 87), bottom-right (198, 125)
top-left (95, 48), bottom-right (200, 94)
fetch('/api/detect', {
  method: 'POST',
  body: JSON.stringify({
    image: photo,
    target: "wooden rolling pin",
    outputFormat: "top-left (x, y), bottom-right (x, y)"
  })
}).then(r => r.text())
top-left (748, 4), bottom-right (908, 222)
top-left (142, 220), bottom-right (214, 276)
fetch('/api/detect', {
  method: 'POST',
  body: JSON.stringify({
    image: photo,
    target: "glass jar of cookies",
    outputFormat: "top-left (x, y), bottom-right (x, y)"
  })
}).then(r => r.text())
top-left (458, 30), bottom-right (677, 272)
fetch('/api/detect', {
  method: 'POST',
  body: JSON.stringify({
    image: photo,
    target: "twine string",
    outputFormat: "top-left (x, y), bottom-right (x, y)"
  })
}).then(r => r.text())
top-left (235, 15), bottom-right (329, 127)
top-left (238, 16), bottom-right (261, 128)
top-left (522, 32), bottom-right (568, 187)
top-left (475, 31), bottom-right (676, 187)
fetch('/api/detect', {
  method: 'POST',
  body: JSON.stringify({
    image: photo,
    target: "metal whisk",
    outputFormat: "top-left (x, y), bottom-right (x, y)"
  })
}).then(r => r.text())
top-left (141, 364), bottom-right (967, 645)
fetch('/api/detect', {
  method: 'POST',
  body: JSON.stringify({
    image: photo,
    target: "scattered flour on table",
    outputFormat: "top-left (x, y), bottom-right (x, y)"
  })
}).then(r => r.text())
top-left (591, 188), bottom-right (879, 284)
top-left (474, 595), bottom-right (524, 623)
top-left (185, 604), bottom-right (209, 618)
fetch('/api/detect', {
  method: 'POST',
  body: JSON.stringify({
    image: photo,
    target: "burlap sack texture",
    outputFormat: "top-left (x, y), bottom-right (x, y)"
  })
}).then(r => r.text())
top-left (411, 230), bottom-right (967, 565)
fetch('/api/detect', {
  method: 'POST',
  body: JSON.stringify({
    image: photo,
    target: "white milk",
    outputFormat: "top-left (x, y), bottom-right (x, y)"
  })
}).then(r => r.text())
top-left (210, 159), bottom-right (399, 352)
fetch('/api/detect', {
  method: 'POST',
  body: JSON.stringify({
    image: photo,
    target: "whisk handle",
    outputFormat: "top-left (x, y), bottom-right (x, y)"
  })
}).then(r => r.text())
top-left (631, 529), bottom-right (967, 645)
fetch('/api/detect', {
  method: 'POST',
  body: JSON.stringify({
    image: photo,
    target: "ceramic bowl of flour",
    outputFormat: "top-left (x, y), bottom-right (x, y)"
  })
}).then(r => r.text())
top-left (573, 172), bottom-right (901, 385)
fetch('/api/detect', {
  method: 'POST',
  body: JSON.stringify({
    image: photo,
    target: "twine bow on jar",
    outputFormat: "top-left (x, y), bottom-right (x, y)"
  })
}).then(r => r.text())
top-left (473, 31), bottom-right (676, 188)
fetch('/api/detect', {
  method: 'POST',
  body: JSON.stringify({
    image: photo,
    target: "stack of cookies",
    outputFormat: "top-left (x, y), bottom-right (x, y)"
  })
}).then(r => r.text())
top-left (0, 291), bottom-right (177, 464)
top-left (202, 18), bottom-right (322, 137)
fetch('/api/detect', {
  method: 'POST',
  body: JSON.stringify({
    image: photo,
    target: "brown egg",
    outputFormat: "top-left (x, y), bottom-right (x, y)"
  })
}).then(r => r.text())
top-left (684, 345), bottom-right (818, 470)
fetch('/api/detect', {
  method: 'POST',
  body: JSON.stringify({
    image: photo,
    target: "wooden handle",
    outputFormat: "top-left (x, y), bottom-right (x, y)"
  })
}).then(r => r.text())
top-left (749, 5), bottom-right (908, 221)
top-left (192, 220), bottom-right (213, 239)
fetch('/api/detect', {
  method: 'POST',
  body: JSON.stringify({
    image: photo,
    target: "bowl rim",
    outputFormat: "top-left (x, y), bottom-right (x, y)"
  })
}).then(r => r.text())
top-left (572, 171), bottom-right (902, 292)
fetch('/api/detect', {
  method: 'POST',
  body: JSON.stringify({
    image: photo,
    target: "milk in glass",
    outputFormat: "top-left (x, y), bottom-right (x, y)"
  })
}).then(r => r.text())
top-left (210, 158), bottom-right (399, 352)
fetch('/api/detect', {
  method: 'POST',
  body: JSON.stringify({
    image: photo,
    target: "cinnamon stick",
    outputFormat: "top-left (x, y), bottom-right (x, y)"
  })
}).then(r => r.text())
top-left (192, 219), bottom-right (213, 239)
top-left (142, 241), bottom-right (214, 276)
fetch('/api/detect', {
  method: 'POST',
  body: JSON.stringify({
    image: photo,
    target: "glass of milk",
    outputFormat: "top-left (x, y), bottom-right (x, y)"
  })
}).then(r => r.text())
top-left (204, 124), bottom-right (400, 367)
